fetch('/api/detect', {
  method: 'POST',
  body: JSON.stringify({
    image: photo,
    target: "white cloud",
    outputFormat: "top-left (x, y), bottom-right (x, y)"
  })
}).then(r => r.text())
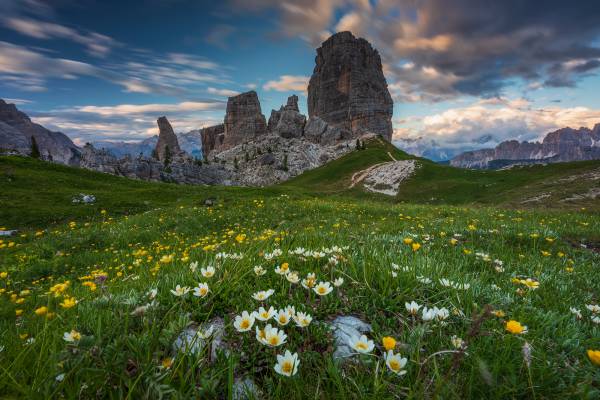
top-left (263, 75), bottom-right (309, 93)
top-left (207, 87), bottom-right (239, 97)
top-left (72, 101), bottom-right (224, 117)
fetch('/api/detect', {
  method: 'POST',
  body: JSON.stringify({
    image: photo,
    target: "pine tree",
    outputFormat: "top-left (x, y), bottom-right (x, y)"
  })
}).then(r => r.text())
top-left (163, 145), bottom-right (172, 167)
top-left (283, 153), bottom-right (288, 171)
top-left (355, 138), bottom-right (361, 150)
top-left (234, 156), bottom-right (239, 170)
top-left (30, 136), bottom-right (40, 159)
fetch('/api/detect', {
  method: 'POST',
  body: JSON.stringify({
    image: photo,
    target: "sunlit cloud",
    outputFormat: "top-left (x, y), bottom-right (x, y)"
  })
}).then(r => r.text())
top-left (263, 75), bottom-right (309, 94)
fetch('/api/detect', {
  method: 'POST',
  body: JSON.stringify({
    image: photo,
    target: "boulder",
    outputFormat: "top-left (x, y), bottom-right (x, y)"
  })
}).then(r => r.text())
top-left (328, 315), bottom-right (372, 361)
top-left (307, 31), bottom-right (393, 141)
top-left (304, 117), bottom-right (351, 145)
top-left (172, 317), bottom-right (227, 362)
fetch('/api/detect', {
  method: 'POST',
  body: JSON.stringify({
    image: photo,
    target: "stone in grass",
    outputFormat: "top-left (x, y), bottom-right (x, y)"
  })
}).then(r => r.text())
top-left (172, 317), bottom-right (227, 362)
top-left (0, 230), bottom-right (17, 236)
top-left (232, 377), bottom-right (262, 400)
top-left (329, 315), bottom-right (372, 361)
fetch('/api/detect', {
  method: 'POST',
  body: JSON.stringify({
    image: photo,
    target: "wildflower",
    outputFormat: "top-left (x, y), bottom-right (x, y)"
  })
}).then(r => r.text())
top-left (276, 309), bottom-right (291, 326)
top-left (301, 273), bottom-right (317, 289)
top-left (82, 281), bottom-right (97, 291)
top-left (189, 261), bottom-right (198, 273)
top-left (435, 307), bottom-right (450, 322)
top-left (286, 272), bottom-right (300, 284)
top-left (161, 358), bottom-right (174, 369)
top-left (411, 243), bottom-right (421, 252)
top-left (293, 311), bottom-right (312, 328)
top-left (313, 281), bottom-right (333, 296)
top-left (348, 334), bottom-right (374, 353)
top-left (34, 306), bottom-right (48, 316)
top-left (451, 336), bottom-right (465, 349)
top-left (521, 278), bottom-right (540, 290)
top-left (450, 238), bottom-right (458, 246)
top-left (382, 336), bottom-right (396, 351)
top-left (201, 266), bottom-right (215, 278)
top-left (586, 304), bottom-right (600, 314)
top-left (170, 285), bottom-right (190, 297)
top-left (233, 311), bottom-right (255, 332)
top-left (0, 272), bottom-right (7, 279)
top-left (193, 283), bottom-right (209, 298)
top-left (333, 277), bottom-right (344, 287)
top-left (422, 307), bottom-right (436, 321)
top-left (15, 309), bottom-right (23, 316)
top-left (55, 373), bottom-right (65, 382)
top-left (254, 266), bottom-right (266, 276)
top-left (505, 320), bottom-right (528, 334)
top-left (275, 263), bottom-right (290, 275)
top-left (148, 288), bottom-right (158, 299)
top-left (570, 307), bottom-right (583, 319)
top-left (417, 276), bottom-right (432, 284)
top-left (493, 310), bottom-right (506, 318)
top-left (252, 289), bottom-right (274, 301)
top-left (384, 350), bottom-right (408, 375)
top-left (63, 330), bottom-right (81, 342)
top-left (59, 297), bottom-right (77, 309)
top-left (403, 238), bottom-right (413, 245)
top-left (406, 301), bottom-right (421, 316)
top-left (274, 350), bottom-right (299, 377)
top-left (261, 325), bottom-right (287, 347)
top-left (256, 306), bottom-right (276, 321)
top-left (284, 305), bottom-right (295, 316)
top-left (588, 350), bottom-right (600, 366)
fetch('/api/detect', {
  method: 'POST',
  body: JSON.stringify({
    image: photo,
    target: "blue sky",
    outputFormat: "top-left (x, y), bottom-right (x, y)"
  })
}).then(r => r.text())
top-left (2, 0), bottom-right (600, 158)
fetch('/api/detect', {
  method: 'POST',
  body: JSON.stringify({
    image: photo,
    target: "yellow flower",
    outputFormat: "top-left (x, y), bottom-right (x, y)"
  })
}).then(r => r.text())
top-left (15, 309), bottom-right (23, 316)
top-left (382, 336), bottom-right (396, 351)
top-left (463, 249), bottom-right (472, 255)
top-left (505, 320), bottom-right (527, 334)
top-left (587, 350), bottom-right (600, 366)
top-left (493, 310), bottom-right (506, 318)
top-left (541, 251), bottom-right (551, 257)
top-left (82, 281), bottom-right (97, 291)
top-left (449, 238), bottom-right (458, 245)
top-left (60, 297), bottom-right (77, 309)
top-left (34, 306), bottom-right (48, 316)
top-left (411, 243), bottom-right (421, 252)
top-left (403, 238), bottom-right (413, 245)
top-left (0, 272), bottom-right (7, 279)
top-left (162, 358), bottom-right (173, 369)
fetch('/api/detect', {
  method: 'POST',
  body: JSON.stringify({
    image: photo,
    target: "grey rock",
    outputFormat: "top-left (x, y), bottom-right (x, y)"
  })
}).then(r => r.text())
top-left (72, 193), bottom-right (96, 204)
top-left (222, 91), bottom-right (267, 150)
top-left (307, 32), bottom-right (393, 141)
top-left (258, 153), bottom-right (276, 166)
top-left (200, 124), bottom-right (225, 158)
top-left (275, 109), bottom-right (306, 139)
top-left (232, 377), bottom-right (262, 400)
top-left (172, 317), bottom-right (227, 362)
top-left (0, 230), bottom-right (17, 236)
top-left (155, 116), bottom-right (183, 162)
top-left (328, 315), bottom-right (372, 361)
top-left (304, 117), bottom-right (351, 145)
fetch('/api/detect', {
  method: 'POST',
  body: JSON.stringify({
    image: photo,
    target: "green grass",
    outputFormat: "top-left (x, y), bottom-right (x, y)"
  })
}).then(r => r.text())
top-left (0, 149), bottom-right (599, 399)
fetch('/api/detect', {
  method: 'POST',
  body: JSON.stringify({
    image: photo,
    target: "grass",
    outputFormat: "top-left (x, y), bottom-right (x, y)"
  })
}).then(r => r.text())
top-left (0, 150), bottom-right (599, 399)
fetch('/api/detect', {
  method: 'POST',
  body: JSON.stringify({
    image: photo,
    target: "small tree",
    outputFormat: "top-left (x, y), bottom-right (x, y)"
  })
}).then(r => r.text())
top-left (283, 153), bottom-right (288, 172)
top-left (151, 149), bottom-right (158, 159)
top-left (361, 140), bottom-right (366, 150)
top-left (244, 151), bottom-right (249, 163)
top-left (355, 138), bottom-right (361, 151)
top-left (30, 136), bottom-right (40, 159)
top-left (234, 156), bottom-right (239, 170)
top-left (163, 145), bottom-right (172, 167)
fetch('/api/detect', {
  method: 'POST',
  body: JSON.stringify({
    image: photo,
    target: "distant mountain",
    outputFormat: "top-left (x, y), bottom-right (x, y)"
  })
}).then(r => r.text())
top-left (0, 99), bottom-right (80, 165)
top-left (450, 125), bottom-right (600, 169)
top-left (92, 130), bottom-right (203, 159)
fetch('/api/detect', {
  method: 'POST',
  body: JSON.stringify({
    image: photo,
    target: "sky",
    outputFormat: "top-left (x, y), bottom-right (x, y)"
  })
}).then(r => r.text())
top-left (2, 0), bottom-right (600, 159)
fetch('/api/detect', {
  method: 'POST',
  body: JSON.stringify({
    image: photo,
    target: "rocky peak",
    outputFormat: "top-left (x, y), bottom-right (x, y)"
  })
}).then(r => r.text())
top-left (222, 91), bottom-right (267, 149)
top-left (200, 123), bottom-right (225, 159)
top-left (0, 99), bottom-right (32, 126)
top-left (284, 95), bottom-right (299, 112)
top-left (155, 116), bottom-right (182, 162)
top-left (307, 31), bottom-right (393, 141)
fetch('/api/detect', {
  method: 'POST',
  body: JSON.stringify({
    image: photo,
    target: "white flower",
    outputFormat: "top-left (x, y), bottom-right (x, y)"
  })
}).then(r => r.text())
top-left (328, 255), bottom-right (339, 266)
top-left (422, 307), bottom-right (436, 321)
top-left (293, 311), bottom-right (312, 328)
top-left (286, 272), bottom-right (300, 284)
top-left (189, 261), bottom-right (198, 273)
top-left (147, 288), bottom-right (158, 299)
top-left (233, 311), bottom-right (255, 332)
top-left (284, 305), bottom-right (295, 316)
top-left (440, 278), bottom-right (452, 287)
top-left (274, 350), bottom-right (299, 377)
top-left (417, 276), bottom-right (432, 284)
top-left (333, 277), bottom-right (344, 287)
top-left (405, 301), bottom-right (421, 316)
top-left (391, 271), bottom-right (398, 278)
top-left (62, 330), bottom-right (81, 342)
top-left (201, 266), bottom-right (215, 278)
top-left (348, 334), bottom-right (374, 353)
top-left (261, 325), bottom-right (287, 347)
top-left (384, 350), bottom-right (408, 375)
top-left (275, 309), bottom-right (291, 326)
top-left (435, 307), bottom-right (450, 321)
top-left (592, 316), bottom-right (600, 324)
top-left (570, 307), bottom-right (582, 319)
top-left (254, 265), bottom-right (266, 276)
top-left (451, 335), bottom-right (465, 349)
top-left (193, 283), bottom-right (209, 298)
top-left (252, 289), bottom-right (274, 301)
top-left (313, 281), bottom-right (333, 296)
top-left (586, 304), bottom-right (600, 314)
top-left (391, 263), bottom-right (400, 271)
top-left (274, 264), bottom-right (290, 275)
top-left (55, 373), bottom-right (65, 382)
top-left (197, 326), bottom-right (214, 339)
top-left (170, 285), bottom-right (190, 297)
top-left (255, 306), bottom-right (276, 321)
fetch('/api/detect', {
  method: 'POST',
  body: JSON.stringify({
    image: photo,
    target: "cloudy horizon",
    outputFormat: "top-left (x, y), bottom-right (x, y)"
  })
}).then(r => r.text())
top-left (2, 0), bottom-right (600, 159)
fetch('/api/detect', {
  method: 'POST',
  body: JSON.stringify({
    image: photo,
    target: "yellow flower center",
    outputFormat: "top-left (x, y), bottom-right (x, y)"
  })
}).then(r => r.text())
top-left (318, 287), bottom-right (326, 294)
top-left (282, 361), bottom-right (293, 373)
top-left (389, 359), bottom-right (400, 371)
top-left (356, 342), bottom-right (368, 350)
top-left (269, 337), bottom-right (279, 346)
top-left (240, 320), bottom-right (249, 329)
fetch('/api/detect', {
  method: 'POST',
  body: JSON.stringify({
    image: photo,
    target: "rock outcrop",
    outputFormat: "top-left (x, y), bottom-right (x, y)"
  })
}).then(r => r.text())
top-left (268, 95), bottom-right (306, 139)
top-left (307, 31), bottom-right (393, 141)
top-left (0, 99), bottom-right (80, 165)
top-left (450, 125), bottom-right (600, 169)
top-left (200, 124), bottom-right (225, 158)
top-left (222, 91), bottom-right (267, 150)
top-left (155, 116), bottom-right (183, 162)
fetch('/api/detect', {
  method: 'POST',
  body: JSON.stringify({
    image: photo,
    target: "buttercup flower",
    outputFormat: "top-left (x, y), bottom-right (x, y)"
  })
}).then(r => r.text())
top-left (274, 350), bottom-right (299, 377)
top-left (233, 311), bottom-right (255, 332)
top-left (382, 336), bottom-right (396, 351)
top-left (506, 320), bottom-right (528, 334)
top-left (588, 349), bottom-right (600, 366)
top-left (59, 297), bottom-right (77, 309)
top-left (34, 306), bottom-right (48, 316)
top-left (385, 350), bottom-right (408, 375)
top-left (349, 334), bottom-right (374, 353)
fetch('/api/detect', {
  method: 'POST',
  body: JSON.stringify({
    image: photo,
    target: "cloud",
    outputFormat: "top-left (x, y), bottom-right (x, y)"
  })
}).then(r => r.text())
top-left (207, 87), bottom-right (239, 97)
top-left (394, 98), bottom-right (600, 159)
top-left (1, 16), bottom-right (119, 57)
top-left (263, 75), bottom-right (309, 93)
top-left (71, 101), bottom-right (225, 117)
top-left (205, 24), bottom-right (236, 49)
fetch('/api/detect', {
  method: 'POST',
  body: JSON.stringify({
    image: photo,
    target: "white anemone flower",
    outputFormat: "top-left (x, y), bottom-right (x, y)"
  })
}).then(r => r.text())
top-left (274, 350), bottom-right (299, 377)
top-left (293, 311), bottom-right (312, 328)
top-left (405, 301), bottom-right (421, 316)
top-left (170, 285), bottom-right (190, 297)
top-left (276, 309), bottom-right (291, 326)
top-left (313, 281), bottom-right (333, 296)
top-left (201, 266), bottom-right (215, 278)
top-left (261, 325), bottom-right (287, 347)
top-left (255, 306), bottom-right (276, 321)
top-left (348, 334), bottom-right (374, 353)
top-left (193, 283), bottom-right (209, 298)
top-left (333, 277), bottom-right (344, 287)
top-left (233, 311), bottom-right (255, 332)
top-left (385, 350), bottom-right (408, 375)
top-left (252, 289), bottom-right (275, 301)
